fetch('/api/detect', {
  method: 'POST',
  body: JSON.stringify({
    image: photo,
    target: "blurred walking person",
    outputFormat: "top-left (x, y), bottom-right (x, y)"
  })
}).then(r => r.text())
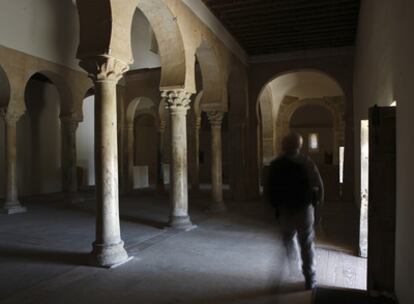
top-left (266, 132), bottom-right (324, 290)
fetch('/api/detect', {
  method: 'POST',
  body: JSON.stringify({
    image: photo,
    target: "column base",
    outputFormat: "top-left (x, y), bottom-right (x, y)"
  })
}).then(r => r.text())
top-left (90, 240), bottom-right (130, 268)
top-left (168, 215), bottom-right (197, 231)
top-left (1, 201), bottom-right (27, 215)
top-left (208, 201), bottom-right (227, 213)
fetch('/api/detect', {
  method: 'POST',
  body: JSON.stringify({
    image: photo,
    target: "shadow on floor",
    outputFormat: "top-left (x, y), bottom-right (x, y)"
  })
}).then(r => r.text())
top-left (0, 247), bottom-right (90, 266)
top-left (120, 214), bottom-right (167, 229)
top-left (184, 285), bottom-right (309, 304)
top-left (314, 287), bottom-right (397, 304)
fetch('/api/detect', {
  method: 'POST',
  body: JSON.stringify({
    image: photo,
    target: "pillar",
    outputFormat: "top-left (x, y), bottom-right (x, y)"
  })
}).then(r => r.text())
top-left (207, 111), bottom-right (226, 212)
top-left (191, 117), bottom-right (201, 192)
top-left (162, 90), bottom-right (195, 230)
top-left (80, 56), bottom-right (130, 267)
top-left (127, 122), bottom-right (134, 191)
top-left (61, 117), bottom-right (80, 202)
top-left (1, 113), bottom-right (26, 214)
top-left (156, 120), bottom-right (166, 192)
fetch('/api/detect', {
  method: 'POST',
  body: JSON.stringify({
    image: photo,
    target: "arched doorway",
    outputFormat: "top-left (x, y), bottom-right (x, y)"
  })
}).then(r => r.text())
top-left (134, 113), bottom-right (158, 189)
top-left (0, 65), bottom-right (11, 199)
top-left (19, 73), bottom-right (63, 196)
top-left (76, 88), bottom-right (95, 188)
top-left (126, 97), bottom-right (157, 190)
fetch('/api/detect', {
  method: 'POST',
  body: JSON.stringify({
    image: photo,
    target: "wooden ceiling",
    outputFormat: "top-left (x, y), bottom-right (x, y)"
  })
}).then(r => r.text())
top-left (202, 0), bottom-right (360, 56)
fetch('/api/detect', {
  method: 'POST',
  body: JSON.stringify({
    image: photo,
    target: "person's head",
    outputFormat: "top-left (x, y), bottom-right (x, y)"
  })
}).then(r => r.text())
top-left (282, 132), bottom-right (303, 155)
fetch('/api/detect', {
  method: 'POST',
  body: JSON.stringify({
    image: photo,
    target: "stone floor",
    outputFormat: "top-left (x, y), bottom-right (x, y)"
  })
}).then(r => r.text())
top-left (0, 191), bottom-right (366, 304)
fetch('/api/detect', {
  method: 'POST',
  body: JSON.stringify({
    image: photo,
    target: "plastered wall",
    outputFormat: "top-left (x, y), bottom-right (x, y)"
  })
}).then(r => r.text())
top-left (354, 1), bottom-right (414, 303)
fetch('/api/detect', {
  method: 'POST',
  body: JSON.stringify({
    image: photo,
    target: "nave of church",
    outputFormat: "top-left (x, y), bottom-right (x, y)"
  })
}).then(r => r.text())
top-left (0, 0), bottom-right (413, 303)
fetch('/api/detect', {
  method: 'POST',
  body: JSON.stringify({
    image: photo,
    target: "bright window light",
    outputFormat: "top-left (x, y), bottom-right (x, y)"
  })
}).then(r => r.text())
top-left (308, 133), bottom-right (319, 151)
top-left (390, 100), bottom-right (397, 107)
top-left (339, 146), bottom-right (345, 184)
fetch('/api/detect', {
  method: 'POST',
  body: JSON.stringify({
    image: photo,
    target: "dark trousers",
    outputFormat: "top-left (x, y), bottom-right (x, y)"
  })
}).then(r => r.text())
top-left (279, 205), bottom-right (316, 283)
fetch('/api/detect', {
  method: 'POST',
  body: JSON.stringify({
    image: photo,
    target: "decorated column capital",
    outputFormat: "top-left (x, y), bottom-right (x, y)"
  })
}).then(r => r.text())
top-left (161, 90), bottom-right (192, 114)
top-left (60, 116), bottom-right (79, 133)
top-left (79, 56), bottom-right (129, 83)
top-left (4, 113), bottom-right (22, 126)
top-left (207, 111), bottom-right (225, 128)
top-left (195, 117), bottom-right (201, 129)
top-left (159, 119), bottom-right (167, 132)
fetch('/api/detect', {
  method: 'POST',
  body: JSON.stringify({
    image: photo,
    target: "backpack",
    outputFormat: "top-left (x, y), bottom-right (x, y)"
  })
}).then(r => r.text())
top-left (268, 156), bottom-right (313, 209)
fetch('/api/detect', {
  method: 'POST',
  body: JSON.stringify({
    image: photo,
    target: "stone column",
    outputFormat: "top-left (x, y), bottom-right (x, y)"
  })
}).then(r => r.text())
top-left (1, 112), bottom-right (27, 214)
top-left (126, 122), bottom-right (134, 191)
top-left (192, 117), bottom-right (201, 192)
top-left (162, 90), bottom-right (195, 230)
top-left (207, 111), bottom-right (226, 212)
top-left (156, 120), bottom-right (166, 192)
top-left (80, 56), bottom-right (130, 267)
top-left (61, 117), bottom-right (79, 202)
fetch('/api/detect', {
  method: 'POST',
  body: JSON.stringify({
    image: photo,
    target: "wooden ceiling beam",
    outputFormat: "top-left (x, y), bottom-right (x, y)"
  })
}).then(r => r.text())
top-left (235, 25), bottom-right (357, 40)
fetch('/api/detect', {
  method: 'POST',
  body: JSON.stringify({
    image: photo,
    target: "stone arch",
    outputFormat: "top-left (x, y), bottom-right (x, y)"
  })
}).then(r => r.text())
top-left (24, 71), bottom-right (73, 118)
top-left (276, 96), bottom-right (345, 164)
top-left (0, 65), bottom-right (11, 110)
top-left (257, 69), bottom-right (345, 161)
top-left (195, 42), bottom-right (225, 111)
top-left (76, 0), bottom-right (189, 90)
top-left (135, 0), bottom-right (188, 90)
top-left (126, 97), bottom-right (156, 125)
top-left (125, 96), bottom-right (157, 190)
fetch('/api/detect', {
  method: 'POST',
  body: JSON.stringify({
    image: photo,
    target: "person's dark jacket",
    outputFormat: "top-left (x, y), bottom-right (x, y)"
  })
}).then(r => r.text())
top-left (266, 153), bottom-right (324, 221)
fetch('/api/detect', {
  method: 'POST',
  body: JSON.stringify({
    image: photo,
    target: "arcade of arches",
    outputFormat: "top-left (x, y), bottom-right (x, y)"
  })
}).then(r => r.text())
top-left (0, 1), bottom-right (413, 304)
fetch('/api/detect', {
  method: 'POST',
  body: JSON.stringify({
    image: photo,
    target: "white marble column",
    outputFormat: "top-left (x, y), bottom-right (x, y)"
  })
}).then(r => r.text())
top-left (80, 56), bottom-right (130, 267)
top-left (162, 90), bottom-right (195, 230)
top-left (156, 120), bottom-right (166, 193)
top-left (61, 117), bottom-right (80, 202)
top-left (1, 112), bottom-right (26, 214)
top-left (207, 111), bottom-right (226, 212)
top-left (126, 123), bottom-right (134, 191)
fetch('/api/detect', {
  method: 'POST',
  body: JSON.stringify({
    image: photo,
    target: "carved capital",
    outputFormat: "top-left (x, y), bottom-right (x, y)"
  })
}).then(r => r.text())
top-left (161, 90), bottom-right (192, 114)
top-left (1, 109), bottom-right (22, 126)
top-left (195, 117), bottom-right (201, 129)
top-left (207, 111), bottom-right (225, 127)
top-left (159, 119), bottom-right (167, 132)
top-left (79, 56), bottom-right (129, 83)
top-left (0, 108), bottom-right (6, 120)
top-left (60, 116), bottom-right (79, 133)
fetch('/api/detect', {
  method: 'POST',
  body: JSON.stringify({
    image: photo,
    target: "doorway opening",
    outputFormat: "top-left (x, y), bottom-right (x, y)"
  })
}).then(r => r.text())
top-left (359, 120), bottom-right (369, 258)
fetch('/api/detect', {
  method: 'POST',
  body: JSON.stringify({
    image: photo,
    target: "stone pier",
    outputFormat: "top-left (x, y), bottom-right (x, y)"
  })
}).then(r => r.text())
top-left (162, 90), bottom-right (195, 230)
top-left (80, 56), bottom-right (130, 267)
top-left (1, 112), bottom-right (27, 214)
top-left (207, 111), bottom-right (226, 212)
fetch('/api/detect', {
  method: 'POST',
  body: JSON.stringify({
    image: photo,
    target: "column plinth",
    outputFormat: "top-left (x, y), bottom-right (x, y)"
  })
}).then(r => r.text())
top-left (207, 111), bottom-right (226, 212)
top-left (80, 56), bottom-right (130, 267)
top-left (162, 90), bottom-right (195, 230)
top-left (1, 112), bottom-right (26, 214)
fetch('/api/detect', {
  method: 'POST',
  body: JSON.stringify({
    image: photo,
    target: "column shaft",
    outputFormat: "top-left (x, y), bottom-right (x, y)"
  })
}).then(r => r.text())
top-left (207, 111), bottom-right (226, 212)
top-left (156, 125), bottom-right (165, 192)
top-left (192, 118), bottom-right (201, 192)
top-left (127, 124), bottom-right (134, 191)
top-left (80, 56), bottom-right (129, 267)
top-left (2, 116), bottom-right (26, 214)
top-left (61, 118), bottom-right (79, 199)
top-left (163, 90), bottom-right (194, 230)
